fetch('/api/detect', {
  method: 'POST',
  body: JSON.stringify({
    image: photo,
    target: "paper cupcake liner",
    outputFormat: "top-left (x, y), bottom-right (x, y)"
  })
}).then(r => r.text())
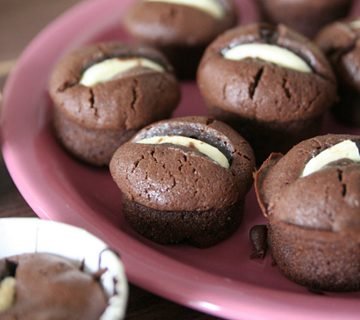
top-left (0, 218), bottom-right (128, 320)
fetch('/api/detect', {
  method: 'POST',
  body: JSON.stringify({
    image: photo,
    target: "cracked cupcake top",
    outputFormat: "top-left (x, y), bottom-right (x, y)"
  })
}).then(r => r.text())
top-left (316, 18), bottom-right (360, 91)
top-left (197, 23), bottom-right (337, 122)
top-left (49, 42), bottom-right (180, 130)
top-left (110, 116), bottom-right (255, 211)
top-left (255, 134), bottom-right (360, 233)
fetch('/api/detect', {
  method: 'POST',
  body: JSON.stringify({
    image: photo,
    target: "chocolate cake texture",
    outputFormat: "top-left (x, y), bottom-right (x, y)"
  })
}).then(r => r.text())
top-left (49, 42), bottom-right (180, 166)
top-left (255, 134), bottom-right (360, 291)
top-left (198, 23), bottom-right (337, 162)
top-left (110, 116), bottom-right (255, 247)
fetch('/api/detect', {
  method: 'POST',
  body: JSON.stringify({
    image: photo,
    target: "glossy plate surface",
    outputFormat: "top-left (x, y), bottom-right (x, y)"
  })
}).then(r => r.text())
top-left (1, 0), bottom-right (360, 319)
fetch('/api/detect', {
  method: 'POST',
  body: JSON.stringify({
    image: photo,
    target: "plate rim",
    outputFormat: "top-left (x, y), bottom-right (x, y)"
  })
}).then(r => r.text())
top-left (1, 0), bottom-right (360, 319)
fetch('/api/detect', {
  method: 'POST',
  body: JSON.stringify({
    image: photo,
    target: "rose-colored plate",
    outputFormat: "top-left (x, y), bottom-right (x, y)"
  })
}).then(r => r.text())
top-left (1, 0), bottom-right (360, 319)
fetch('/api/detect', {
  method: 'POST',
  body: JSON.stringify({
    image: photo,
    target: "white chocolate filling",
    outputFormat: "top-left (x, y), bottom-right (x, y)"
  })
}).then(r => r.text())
top-left (223, 43), bottom-right (312, 73)
top-left (144, 0), bottom-right (224, 19)
top-left (350, 20), bottom-right (360, 29)
top-left (302, 140), bottom-right (360, 177)
top-left (136, 135), bottom-right (230, 169)
top-left (80, 57), bottom-right (164, 87)
top-left (0, 277), bottom-right (16, 312)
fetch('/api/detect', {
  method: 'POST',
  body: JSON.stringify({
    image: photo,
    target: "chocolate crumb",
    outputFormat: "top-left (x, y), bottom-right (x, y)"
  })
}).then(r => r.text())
top-left (249, 225), bottom-right (268, 259)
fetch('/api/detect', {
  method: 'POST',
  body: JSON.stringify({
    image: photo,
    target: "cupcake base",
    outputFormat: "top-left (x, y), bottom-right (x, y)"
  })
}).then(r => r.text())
top-left (54, 109), bottom-right (137, 166)
top-left (269, 220), bottom-right (360, 292)
top-left (123, 198), bottom-right (244, 247)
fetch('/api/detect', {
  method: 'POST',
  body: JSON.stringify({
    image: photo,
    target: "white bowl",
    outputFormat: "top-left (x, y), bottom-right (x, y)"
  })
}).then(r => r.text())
top-left (0, 218), bottom-right (128, 319)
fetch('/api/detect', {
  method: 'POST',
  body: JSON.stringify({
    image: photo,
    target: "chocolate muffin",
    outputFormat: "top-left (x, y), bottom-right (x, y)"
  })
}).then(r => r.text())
top-left (110, 116), bottom-right (255, 247)
top-left (197, 23), bottom-right (337, 162)
top-left (123, 0), bottom-right (238, 79)
top-left (316, 18), bottom-right (360, 126)
top-left (255, 134), bottom-right (360, 291)
top-left (0, 253), bottom-right (107, 319)
top-left (257, 0), bottom-right (353, 38)
top-left (49, 42), bottom-right (180, 166)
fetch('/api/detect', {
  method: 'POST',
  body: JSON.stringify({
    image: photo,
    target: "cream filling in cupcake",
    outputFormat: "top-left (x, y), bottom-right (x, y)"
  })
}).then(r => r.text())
top-left (144, 0), bottom-right (225, 19)
top-left (137, 135), bottom-right (230, 168)
top-left (80, 57), bottom-right (164, 87)
top-left (223, 43), bottom-right (312, 73)
top-left (302, 140), bottom-right (360, 177)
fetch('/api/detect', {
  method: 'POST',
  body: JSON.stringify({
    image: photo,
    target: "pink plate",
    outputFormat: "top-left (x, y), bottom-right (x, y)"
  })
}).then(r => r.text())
top-left (1, 0), bottom-right (360, 319)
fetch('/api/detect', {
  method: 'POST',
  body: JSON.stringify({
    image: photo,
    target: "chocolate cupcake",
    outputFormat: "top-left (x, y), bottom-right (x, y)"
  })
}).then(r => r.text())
top-left (0, 253), bottom-right (107, 319)
top-left (316, 18), bottom-right (360, 126)
top-left (197, 23), bottom-right (337, 162)
top-left (257, 0), bottom-right (353, 38)
top-left (49, 42), bottom-right (180, 166)
top-left (255, 134), bottom-right (360, 291)
top-left (110, 116), bottom-right (255, 247)
top-left (124, 0), bottom-right (238, 79)
top-left (0, 218), bottom-right (128, 319)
